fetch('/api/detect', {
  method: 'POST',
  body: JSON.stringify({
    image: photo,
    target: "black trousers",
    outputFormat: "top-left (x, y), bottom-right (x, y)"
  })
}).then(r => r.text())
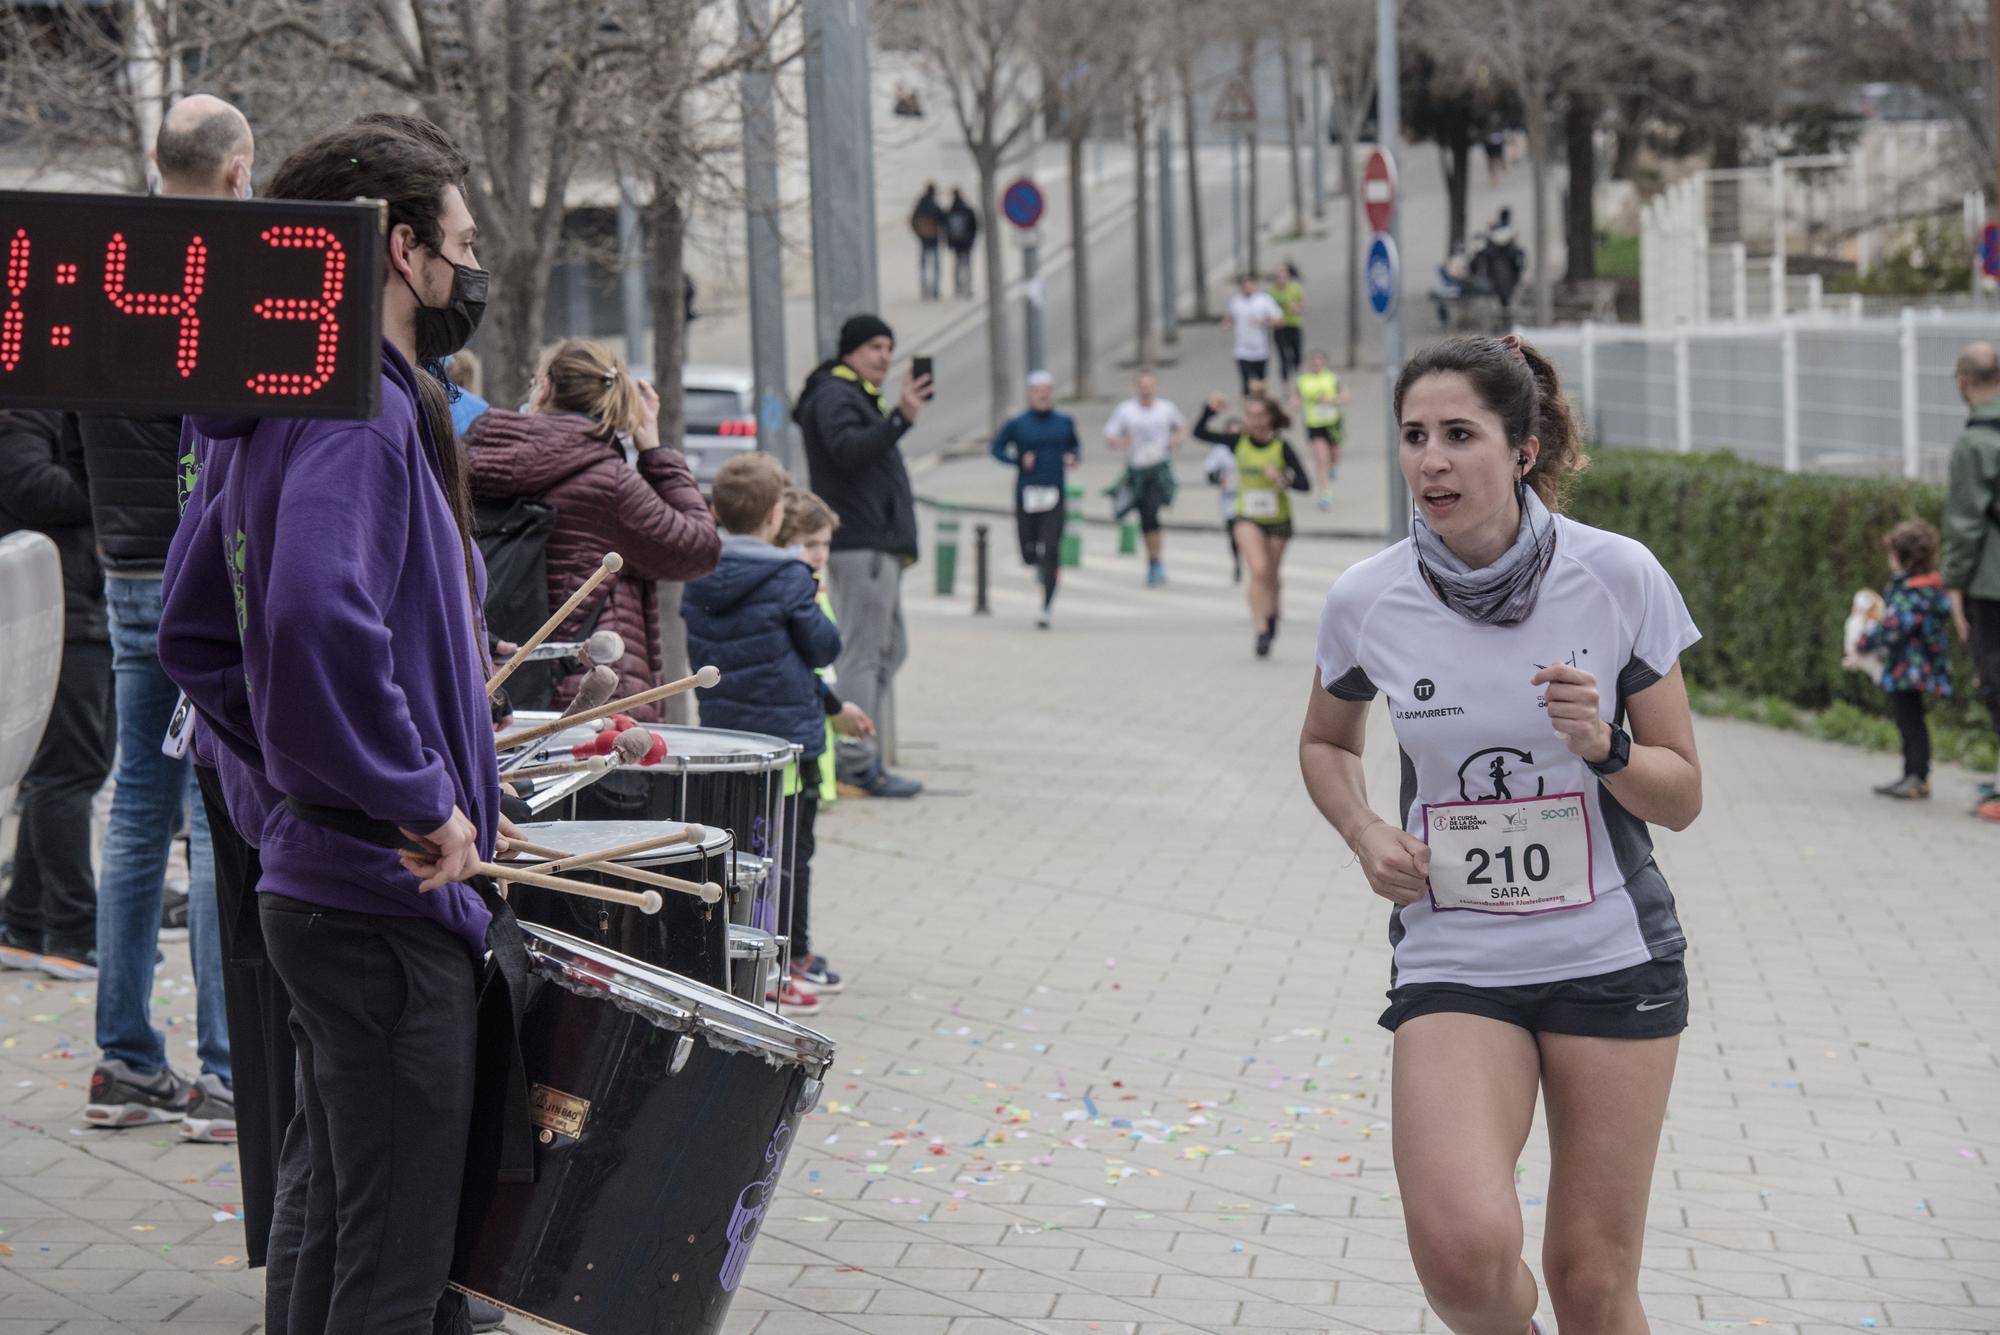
top-left (260, 895), bottom-right (477, 1335)
top-left (194, 764), bottom-right (295, 1271)
top-left (1970, 597), bottom-right (2000, 738)
top-left (1015, 505), bottom-right (1065, 606)
top-left (1273, 326), bottom-right (1303, 380)
top-left (787, 787), bottom-right (820, 957)
top-left (1236, 358), bottom-right (1268, 395)
top-left (5, 639), bottom-right (113, 952)
top-left (1887, 690), bottom-right (1931, 780)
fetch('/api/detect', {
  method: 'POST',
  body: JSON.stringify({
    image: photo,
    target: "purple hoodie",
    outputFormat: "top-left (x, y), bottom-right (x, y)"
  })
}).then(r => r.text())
top-left (160, 340), bottom-right (497, 954)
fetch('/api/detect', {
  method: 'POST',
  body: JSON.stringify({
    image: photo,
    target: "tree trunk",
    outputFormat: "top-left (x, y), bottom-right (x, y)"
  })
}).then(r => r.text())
top-left (1281, 38), bottom-right (1305, 238)
top-left (1524, 88), bottom-right (1552, 326)
top-left (482, 246), bottom-right (549, 413)
top-left (1068, 128), bottom-right (1092, 398)
top-left (1244, 45), bottom-right (1261, 277)
top-left (1181, 61), bottom-right (1211, 321)
top-left (1344, 139), bottom-right (1362, 368)
top-left (1443, 138), bottom-right (1470, 252)
top-left (1564, 94), bottom-right (1598, 284)
top-left (643, 178), bottom-right (694, 725)
top-left (1712, 126), bottom-right (1742, 171)
top-left (979, 156), bottom-right (1011, 429)
top-left (1133, 95), bottom-right (1153, 367)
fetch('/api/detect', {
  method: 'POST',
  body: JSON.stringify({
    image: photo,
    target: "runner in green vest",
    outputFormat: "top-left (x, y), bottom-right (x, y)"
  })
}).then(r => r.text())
top-left (1293, 348), bottom-right (1351, 511)
top-left (1271, 261), bottom-right (1307, 383)
top-left (1194, 390), bottom-right (1312, 658)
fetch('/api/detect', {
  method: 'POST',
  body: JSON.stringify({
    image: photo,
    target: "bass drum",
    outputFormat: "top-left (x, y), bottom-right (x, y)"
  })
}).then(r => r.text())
top-left (453, 924), bottom-right (834, 1335)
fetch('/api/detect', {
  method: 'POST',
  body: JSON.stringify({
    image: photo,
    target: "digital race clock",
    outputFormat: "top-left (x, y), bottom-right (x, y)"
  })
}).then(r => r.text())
top-left (0, 191), bottom-right (384, 420)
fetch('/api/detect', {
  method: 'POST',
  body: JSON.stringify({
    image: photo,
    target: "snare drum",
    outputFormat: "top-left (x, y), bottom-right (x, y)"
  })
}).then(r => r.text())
top-left (504, 820), bottom-right (734, 994)
top-left (726, 925), bottom-right (780, 1007)
top-left (452, 924), bottom-right (834, 1335)
top-left (502, 719), bottom-right (801, 939)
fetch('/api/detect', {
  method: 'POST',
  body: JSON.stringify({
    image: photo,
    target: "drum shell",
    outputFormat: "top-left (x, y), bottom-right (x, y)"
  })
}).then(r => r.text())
top-left (453, 936), bottom-right (825, 1335)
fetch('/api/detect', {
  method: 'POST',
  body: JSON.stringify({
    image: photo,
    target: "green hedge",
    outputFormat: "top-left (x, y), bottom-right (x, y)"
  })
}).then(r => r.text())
top-left (1566, 449), bottom-right (1990, 740)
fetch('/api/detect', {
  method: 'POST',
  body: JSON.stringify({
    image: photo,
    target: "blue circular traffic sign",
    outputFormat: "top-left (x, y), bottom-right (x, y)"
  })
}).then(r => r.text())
top-left (1002, 177), bottom-right (1044, 230)
top-left (1367, 234), bottom-right (1399, 318)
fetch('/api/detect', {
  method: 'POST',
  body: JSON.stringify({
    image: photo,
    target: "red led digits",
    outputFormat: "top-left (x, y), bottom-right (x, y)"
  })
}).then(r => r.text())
top-left (2, 230), bottom-right (27, 372)
top-left (104, 233), bottom-right (208, 377)
top-left (246, 225), bottom-right (347, 398)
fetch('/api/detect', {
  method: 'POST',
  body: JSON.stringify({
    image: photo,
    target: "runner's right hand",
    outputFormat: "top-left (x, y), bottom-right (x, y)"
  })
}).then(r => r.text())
top-left (1208, 393), bottom-right (1230, 413)
top-left (1355, 821), bottom-right (1431, 906)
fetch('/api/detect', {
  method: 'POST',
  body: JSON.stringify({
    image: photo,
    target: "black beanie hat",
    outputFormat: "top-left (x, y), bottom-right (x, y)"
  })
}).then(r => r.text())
top-left (838, 313), bottom-right (895, 359)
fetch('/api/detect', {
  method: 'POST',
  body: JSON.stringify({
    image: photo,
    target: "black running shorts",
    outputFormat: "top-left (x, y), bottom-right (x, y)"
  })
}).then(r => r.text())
top-left (1378, 955), bottom-right (1688, 1039)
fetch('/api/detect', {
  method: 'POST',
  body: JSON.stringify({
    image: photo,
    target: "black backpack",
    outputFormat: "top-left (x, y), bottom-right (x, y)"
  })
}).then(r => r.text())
top-left (474, 494), bottom-right (599, 711)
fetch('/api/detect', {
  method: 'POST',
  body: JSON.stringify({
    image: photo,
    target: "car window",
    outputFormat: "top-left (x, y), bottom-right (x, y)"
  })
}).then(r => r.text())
top-left (684, 388), bottom-right (746, 424)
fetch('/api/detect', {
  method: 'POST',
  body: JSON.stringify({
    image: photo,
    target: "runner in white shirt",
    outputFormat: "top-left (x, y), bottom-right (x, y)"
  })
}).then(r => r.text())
top-left (1224, 274), bottom-right (1284, 394)
top-left (1299, 334), bottom-right (1703, 1335)
top-left (1103, 372), bottom-right (1186, 586)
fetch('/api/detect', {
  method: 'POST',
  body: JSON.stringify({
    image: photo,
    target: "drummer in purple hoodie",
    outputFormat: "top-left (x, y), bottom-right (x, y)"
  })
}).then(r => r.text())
top-left (160, 114), bottom-right (505, 1335)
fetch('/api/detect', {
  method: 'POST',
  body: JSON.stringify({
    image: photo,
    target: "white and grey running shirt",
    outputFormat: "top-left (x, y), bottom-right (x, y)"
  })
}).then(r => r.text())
top-left (1315, 517), bottom-right (1700, 988)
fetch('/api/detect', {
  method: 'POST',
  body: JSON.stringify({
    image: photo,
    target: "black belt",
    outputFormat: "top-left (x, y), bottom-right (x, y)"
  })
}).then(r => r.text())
top-left (281, 795), bottom-right (535, 1185)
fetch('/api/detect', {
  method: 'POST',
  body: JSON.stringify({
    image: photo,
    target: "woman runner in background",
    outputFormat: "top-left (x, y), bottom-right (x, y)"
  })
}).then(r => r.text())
top-left (1195, 390), bottom-right (1310, 658)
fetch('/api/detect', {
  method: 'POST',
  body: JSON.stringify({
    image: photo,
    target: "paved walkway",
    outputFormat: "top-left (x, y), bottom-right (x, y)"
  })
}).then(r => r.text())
top-left (3, 528), bottom-right (1996, 1334)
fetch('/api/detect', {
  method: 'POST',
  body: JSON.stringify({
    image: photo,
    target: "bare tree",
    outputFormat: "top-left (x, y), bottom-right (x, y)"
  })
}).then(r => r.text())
top-left (1309, 1), bottom-right (1377, 367)
top-left (1278, 15), bottom-right (1307, 238)
top-left (908, 0), bottom-right (1041, 428)
top-left (1035, 0), bottom-right (1134, 397)
top-left (1168, 0), bottom-right (1224, 320)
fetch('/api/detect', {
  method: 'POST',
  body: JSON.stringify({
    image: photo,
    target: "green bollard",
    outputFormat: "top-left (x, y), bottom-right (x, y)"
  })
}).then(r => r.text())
top-left (934, 506), bottom-right (960, 595)
top-left (1060, 483), bottom-right (1083, 568)
top-left (1119, 518), bottom-right (1138, 554)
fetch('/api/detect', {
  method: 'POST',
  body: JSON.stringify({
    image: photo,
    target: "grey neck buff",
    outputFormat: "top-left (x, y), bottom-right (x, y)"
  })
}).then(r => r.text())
top-left (1410, 485), bottom-right (1558, 625)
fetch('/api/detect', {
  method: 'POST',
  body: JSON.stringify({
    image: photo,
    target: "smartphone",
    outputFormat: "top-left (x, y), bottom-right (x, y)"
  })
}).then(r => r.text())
top-left (911, 355), bottom-right (934, 391)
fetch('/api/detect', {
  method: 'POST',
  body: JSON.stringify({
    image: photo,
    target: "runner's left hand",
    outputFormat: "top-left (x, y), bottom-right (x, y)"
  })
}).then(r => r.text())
top-left (1532, 657), bottom-right (1611, 762)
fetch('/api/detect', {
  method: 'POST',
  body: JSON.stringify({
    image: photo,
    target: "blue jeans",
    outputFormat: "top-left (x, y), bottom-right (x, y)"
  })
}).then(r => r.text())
top-left (95, 575), bottom-right (230, 1082)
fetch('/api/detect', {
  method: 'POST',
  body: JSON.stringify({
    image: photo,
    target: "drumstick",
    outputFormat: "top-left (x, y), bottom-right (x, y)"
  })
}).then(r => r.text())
top-left (539, 827), bottom-right (709, 871)
top-left (486, 552), bottom-right (625, 697)
top-left (497, 843), bottom-right (722, 904)
top-left (494, 666), bottom-right (721, 751)
top-left (474, 860), bottom-right (662, 915)
top-left (503, 756), bottom-right (615, 783)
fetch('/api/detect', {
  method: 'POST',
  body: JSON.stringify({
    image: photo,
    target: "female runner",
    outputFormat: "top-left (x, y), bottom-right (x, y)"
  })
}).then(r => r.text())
top-left (1195, 390), bottom-right (1311, 657)
top-left (1299, 334), bottom-right (1703, 1334)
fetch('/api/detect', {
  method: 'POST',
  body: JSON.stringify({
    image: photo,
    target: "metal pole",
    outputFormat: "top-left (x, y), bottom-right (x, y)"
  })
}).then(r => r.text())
top-left (1023, 236), bottom-right (1045, 374)
top-left (1310, 60), bottom-right (1327, 221)
top-left (973, 524), bottom-right (991, 615)
top-left (1991, 0), bottom-right (2000, 213)
top-left (803, 0), bottom-right (880, 361)
top-left (739, 0), bottom-right (790, 466)
top-left (1770, 157), bottom-right (1786, 319)
top-left (1230, 132), bottom-right (1243, 275)
top-left (1159, 123), bottom-right (1179, 345)
top-left (1377, 0), bottom-right (1406, 533)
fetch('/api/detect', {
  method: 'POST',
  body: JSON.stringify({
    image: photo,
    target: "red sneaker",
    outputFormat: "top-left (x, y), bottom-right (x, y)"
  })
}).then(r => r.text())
top-left (1978, 797), bottom-right (2000, 823)
top-left (766, 979), bottom-right (819, 1009)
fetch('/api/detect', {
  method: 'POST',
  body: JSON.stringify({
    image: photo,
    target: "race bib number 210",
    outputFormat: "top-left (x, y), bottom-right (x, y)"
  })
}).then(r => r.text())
top-left (1421, 792), bottom-right (1594, 915)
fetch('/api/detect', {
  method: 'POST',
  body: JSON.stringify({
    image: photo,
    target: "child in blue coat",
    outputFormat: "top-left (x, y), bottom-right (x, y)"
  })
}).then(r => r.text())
top-left (1862, 519), bottom-right (1954, 800)
top-left (683, 453), bottom-right (844, 1001)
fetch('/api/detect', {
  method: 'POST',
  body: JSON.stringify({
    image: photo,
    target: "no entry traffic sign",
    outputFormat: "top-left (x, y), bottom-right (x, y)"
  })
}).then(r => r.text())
top-left (1363, 149), bottom-right (1397, 234)
top-left (1002, 177), bottom-right (1044, 230)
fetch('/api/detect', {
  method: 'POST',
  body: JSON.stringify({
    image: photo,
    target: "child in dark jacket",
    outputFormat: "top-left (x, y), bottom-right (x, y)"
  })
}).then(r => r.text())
top-left (682, 454), bottom-right (846, 1003)
top-left (1861, 518), bottom-right (1954, 800)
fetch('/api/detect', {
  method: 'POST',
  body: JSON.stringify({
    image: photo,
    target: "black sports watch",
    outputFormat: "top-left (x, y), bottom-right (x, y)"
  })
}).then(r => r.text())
top-left (1587, 724), bottom-right (1632, 778)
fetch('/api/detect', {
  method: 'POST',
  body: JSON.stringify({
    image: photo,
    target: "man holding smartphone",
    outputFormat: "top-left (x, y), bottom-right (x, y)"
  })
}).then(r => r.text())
top-left (795, 314), bottom-right (931, 798)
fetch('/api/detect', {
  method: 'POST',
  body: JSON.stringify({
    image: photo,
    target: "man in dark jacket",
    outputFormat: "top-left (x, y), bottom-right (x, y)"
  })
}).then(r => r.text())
top-left (0, 411), bottom-right (112, 980)
top-left (797, 314), bottom-right (930, 798)
top-left (76, 91), bottom-right (254, 1141)
top-left (945, 190), bottom-right (979, 299)
top-left (1943, 341), bottom-right (2000, 820)
top-left (911, 183), bottom-right (946, 300)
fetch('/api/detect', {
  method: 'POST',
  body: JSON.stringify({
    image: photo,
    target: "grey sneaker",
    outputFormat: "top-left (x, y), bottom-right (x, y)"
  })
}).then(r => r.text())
top-left (0, 924), bottom-right (41, 971)
top-left (86, 1059), bottom-right (191, 1129)
top-left (1872, 775), bottom-right (1930, 800)
top-left (180, 1072), bottom-right (237, 1143)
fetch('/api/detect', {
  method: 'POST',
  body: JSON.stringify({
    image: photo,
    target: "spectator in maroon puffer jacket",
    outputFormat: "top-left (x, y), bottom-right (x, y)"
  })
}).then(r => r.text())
top-left (467, 339), bottom-right (719, 719)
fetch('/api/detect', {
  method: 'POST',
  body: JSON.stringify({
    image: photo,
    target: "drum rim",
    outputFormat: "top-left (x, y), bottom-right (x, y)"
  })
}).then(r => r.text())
top-left (726, 923), bottom-right (779, 960)
top-left (522, 922), bottom-right (833, 1069)
top-left (513, 819), bottom-right (734, 863)
top-left (507, 722), bottom-right (798, 774)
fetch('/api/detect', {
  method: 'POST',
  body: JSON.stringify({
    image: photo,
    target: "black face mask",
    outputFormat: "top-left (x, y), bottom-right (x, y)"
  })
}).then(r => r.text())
top-left (403, 251), bottom-right (488, 362)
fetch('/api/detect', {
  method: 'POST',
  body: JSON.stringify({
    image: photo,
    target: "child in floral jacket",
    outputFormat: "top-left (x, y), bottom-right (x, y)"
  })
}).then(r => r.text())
top-left (1862, 518), bottom-right (1954, 799)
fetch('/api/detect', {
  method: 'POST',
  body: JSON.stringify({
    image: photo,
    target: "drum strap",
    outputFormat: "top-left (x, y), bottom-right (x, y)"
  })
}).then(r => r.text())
top-left (281, 796), bottom-right (537, 1186)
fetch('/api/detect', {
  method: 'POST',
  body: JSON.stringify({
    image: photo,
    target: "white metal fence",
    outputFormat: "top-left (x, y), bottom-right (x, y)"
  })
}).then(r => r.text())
top-left (1519, 309), bottom-right (2000, 482)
